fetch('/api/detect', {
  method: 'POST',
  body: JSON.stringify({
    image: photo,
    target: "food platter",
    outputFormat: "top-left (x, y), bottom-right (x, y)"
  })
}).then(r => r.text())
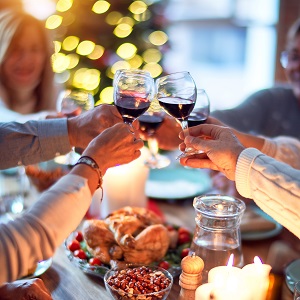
top-left (65, 226), bottom-right (191, 279)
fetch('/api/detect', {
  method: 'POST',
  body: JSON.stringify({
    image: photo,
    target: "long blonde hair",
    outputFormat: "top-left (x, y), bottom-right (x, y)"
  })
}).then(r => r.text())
top-left (0, 9), bottom-right (58, 112)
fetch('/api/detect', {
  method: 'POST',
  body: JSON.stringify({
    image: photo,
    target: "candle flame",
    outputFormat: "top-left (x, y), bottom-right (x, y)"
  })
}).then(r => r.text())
top-left (227, 254), bottom-right (234, 267)
top-left (254, 256), bottom-right (263, 265)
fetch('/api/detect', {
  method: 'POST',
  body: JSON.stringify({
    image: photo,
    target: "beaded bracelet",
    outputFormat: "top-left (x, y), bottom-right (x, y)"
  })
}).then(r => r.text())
top-left (74, 156), bottom-right (103, 200)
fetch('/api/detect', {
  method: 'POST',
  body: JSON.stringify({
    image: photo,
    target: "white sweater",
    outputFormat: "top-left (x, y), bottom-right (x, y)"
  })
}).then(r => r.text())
top-left (236, 136), bottom-right (300, 239)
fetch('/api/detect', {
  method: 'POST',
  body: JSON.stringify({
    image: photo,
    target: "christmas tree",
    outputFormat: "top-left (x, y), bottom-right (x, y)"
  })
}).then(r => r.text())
top-left (47, 0), bottom-right (169, 105)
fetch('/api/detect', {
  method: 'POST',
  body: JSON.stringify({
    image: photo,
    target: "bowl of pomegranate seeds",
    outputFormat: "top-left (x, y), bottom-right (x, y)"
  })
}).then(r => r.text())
top-left (104, 265), bottom-right (173, 300)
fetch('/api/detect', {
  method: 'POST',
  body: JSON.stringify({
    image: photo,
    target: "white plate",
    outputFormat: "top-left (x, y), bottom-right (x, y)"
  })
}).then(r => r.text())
top-left (22, 258), bottom-right (53, 279)
top-left (145, 163), bottom-right (211, 200)
top-left (241, 207), bottom-right (283, 241)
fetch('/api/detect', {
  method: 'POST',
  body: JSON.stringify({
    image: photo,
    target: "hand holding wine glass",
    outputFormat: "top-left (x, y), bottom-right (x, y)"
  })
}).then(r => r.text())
top-left (156, 71), bottom-right (196, 159)
top-left (113, 69), bottom-right (154, 127)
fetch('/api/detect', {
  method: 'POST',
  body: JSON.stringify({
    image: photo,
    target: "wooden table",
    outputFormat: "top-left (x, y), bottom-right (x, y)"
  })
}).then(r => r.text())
top-left (38, 198), bottom-right (300, 300)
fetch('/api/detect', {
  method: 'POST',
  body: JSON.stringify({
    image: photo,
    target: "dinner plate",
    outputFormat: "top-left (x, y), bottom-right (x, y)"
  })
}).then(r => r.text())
top-left (241, 207), bottom-right (283, 241)
top-left (21, 258), bottom-right (53, 279)
top-left (285, 259), bottom-right (300, 292)
top-left (145, 163), bottom-right (211, 200)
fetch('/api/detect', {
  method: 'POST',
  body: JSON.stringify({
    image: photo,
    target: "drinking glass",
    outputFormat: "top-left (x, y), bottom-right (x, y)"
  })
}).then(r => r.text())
top-left (138, 100), bottom-right (170, 169)
top-left (188, 89), bottom-right (210, 127)
top-left (156, 71), bottom-right (196, 159)
top-left (113, 69), bottom-right (154, 127)
top-left (56, 89), bottom-right (94, 165)
top-left (294, 280), bottom-right (300, 300)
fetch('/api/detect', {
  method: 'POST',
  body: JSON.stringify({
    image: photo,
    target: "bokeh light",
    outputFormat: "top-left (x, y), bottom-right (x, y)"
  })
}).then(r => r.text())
top-left (46, 15), bottom-right (63, 29)
top-left (56, 0), bottom-right (73, 12)
top-left (148, 31), bottom-right (168, 46)
top-left (76, 41), bottom-right (95, 56)
top-left (73, 68), bottom-right (100, 91)
top-left (62, 36), bottom-right (80, 51)
top-left (92, 0), bottom-right (111, 14)
top-left (142, 48), bottom-right (162, 63)
top-left (129, 1), bottom-right (148, 14)
top-left (114, 24), bottom-right (133, 38)
top-left (88, 45), bottom-right (105, 60)
top-left (99, 86), bottom-right (114, 104)
top-left (143, 62), bottom-right (163, 78)
top-left (106, 11), bottom-right (123, 25)
top-left (52, 53), bottom-right (70, 73)
top-left (116, 43), bottom-right (137, 59)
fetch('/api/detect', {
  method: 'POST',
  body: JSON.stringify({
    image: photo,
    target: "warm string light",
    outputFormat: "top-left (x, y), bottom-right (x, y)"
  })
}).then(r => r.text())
top-left (44, 0), bottom-right (168, 103)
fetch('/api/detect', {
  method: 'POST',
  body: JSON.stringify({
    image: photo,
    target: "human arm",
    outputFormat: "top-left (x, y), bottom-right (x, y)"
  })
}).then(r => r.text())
top-left (179, 124), bottom-right (300, 239)
top-left (0, 123), bottom-right (144, 284)
top-left (0, 104), bottom-right (123, 169)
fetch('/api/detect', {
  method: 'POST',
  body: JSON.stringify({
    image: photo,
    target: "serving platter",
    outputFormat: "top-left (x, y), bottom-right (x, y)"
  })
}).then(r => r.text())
top-left (65, 227), bottom-right (191, 279)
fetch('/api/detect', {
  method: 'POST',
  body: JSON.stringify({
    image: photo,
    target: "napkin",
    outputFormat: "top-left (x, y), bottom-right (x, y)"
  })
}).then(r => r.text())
top-left (240, 206), bottom-right (277, 233)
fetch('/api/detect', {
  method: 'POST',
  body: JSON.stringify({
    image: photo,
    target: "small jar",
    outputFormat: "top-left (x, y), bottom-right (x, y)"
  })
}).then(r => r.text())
top-left (190, 194), bottom-right (246, 283)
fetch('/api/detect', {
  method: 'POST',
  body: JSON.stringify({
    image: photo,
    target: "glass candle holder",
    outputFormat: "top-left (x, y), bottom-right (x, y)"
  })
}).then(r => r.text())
top-left (190, 194), bottom-right (246, 283)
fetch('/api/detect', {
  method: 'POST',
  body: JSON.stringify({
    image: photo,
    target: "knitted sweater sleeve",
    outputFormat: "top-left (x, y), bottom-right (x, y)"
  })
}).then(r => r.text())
top-left (236, 148), bottom-right (300, 239)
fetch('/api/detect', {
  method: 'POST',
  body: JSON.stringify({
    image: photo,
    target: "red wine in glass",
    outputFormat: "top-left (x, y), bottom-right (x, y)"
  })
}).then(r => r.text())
top-left (158, 97), bottom-right (195, 121)
top-left (139, 114), bottom-right (164, 134)
top-left (188, 110), bottom-right (208, 127)
top-left (115, 95), bottom-right (151, 124)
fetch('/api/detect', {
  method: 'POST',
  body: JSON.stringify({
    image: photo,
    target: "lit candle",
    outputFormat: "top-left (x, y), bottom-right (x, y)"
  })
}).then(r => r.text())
top-left (242, 256), bottom-right (271, 300)
top-left (196, 255), bottom-right (251, 300)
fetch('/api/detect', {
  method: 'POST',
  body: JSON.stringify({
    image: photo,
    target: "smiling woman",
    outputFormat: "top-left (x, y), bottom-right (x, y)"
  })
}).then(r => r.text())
top-left (0, 9), bottom-right (60, 122)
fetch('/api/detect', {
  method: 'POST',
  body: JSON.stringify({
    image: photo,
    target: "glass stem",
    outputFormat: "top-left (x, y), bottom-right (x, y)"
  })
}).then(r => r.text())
top-left (180, 119), bottom-right (193, 152)
top-left (148, 136), bottom-right (158, 159)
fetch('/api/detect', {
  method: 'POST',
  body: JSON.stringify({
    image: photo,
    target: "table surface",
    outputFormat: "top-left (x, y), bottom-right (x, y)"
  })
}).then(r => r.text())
top-left (37, 198), bottom-right (300, 300)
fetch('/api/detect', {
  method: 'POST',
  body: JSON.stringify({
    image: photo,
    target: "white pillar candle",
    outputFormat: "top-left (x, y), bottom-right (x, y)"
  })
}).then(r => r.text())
top-left (241, 256), bottom-right (271, 300)
top-left (195, 282), bottom-right (214, 299)
top-left (100, 147), bottom-right (149, 218)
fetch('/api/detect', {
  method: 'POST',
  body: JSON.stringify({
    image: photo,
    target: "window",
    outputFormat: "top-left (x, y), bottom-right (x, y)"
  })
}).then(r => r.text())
top-left (163, 0), bottom-right (280, 110)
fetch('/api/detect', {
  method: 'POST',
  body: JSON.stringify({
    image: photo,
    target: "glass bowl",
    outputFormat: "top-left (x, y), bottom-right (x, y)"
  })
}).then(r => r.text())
top-left (104, 264), bottom-right (173, 300)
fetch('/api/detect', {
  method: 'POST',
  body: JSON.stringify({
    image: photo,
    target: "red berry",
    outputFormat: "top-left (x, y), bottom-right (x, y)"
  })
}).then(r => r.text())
top-left (158, 261), bottom-right (170, 270)
top-left (89, 257), bottom-right (102, 266)
top-left (75, 231), bottom-right (83, 242)
top-left (181, 248), bottom-right (190, 259)
top-left (178, 227), bottom-right (190, 235)
top-left (178, 232), bottom-right (191, 245)
top-left (68, 239), bottom-right (81, 252)
top-left (73, 249), bottom-right (87, 260)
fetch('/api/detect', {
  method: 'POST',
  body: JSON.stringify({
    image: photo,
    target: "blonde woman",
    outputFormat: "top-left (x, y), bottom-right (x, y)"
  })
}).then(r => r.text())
top-left (0, 9), bottom-right (59, 122)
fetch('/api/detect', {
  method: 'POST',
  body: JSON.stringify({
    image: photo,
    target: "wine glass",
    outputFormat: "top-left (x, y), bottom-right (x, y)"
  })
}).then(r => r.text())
top-left (188, 89), bottom-right (210, 127)
top-left (138, 100), bottom-right (170, 169)
top-left (156, 71), bottom-right (196, 159)
top-left (56, 89), bottom-right (94, 165)
top-left (113, 69), bottom-right (154, 127)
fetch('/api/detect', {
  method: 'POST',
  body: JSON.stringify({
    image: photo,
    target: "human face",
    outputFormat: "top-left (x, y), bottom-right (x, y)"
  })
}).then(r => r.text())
top-left (1, 24), bottom-right (46, 92)
top-left (285, 34), bottom-right (300, 100)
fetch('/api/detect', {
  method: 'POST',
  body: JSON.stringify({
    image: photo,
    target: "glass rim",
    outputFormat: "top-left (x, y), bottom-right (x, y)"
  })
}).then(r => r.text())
top-left (193, 194), bottom-right (246, 216)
